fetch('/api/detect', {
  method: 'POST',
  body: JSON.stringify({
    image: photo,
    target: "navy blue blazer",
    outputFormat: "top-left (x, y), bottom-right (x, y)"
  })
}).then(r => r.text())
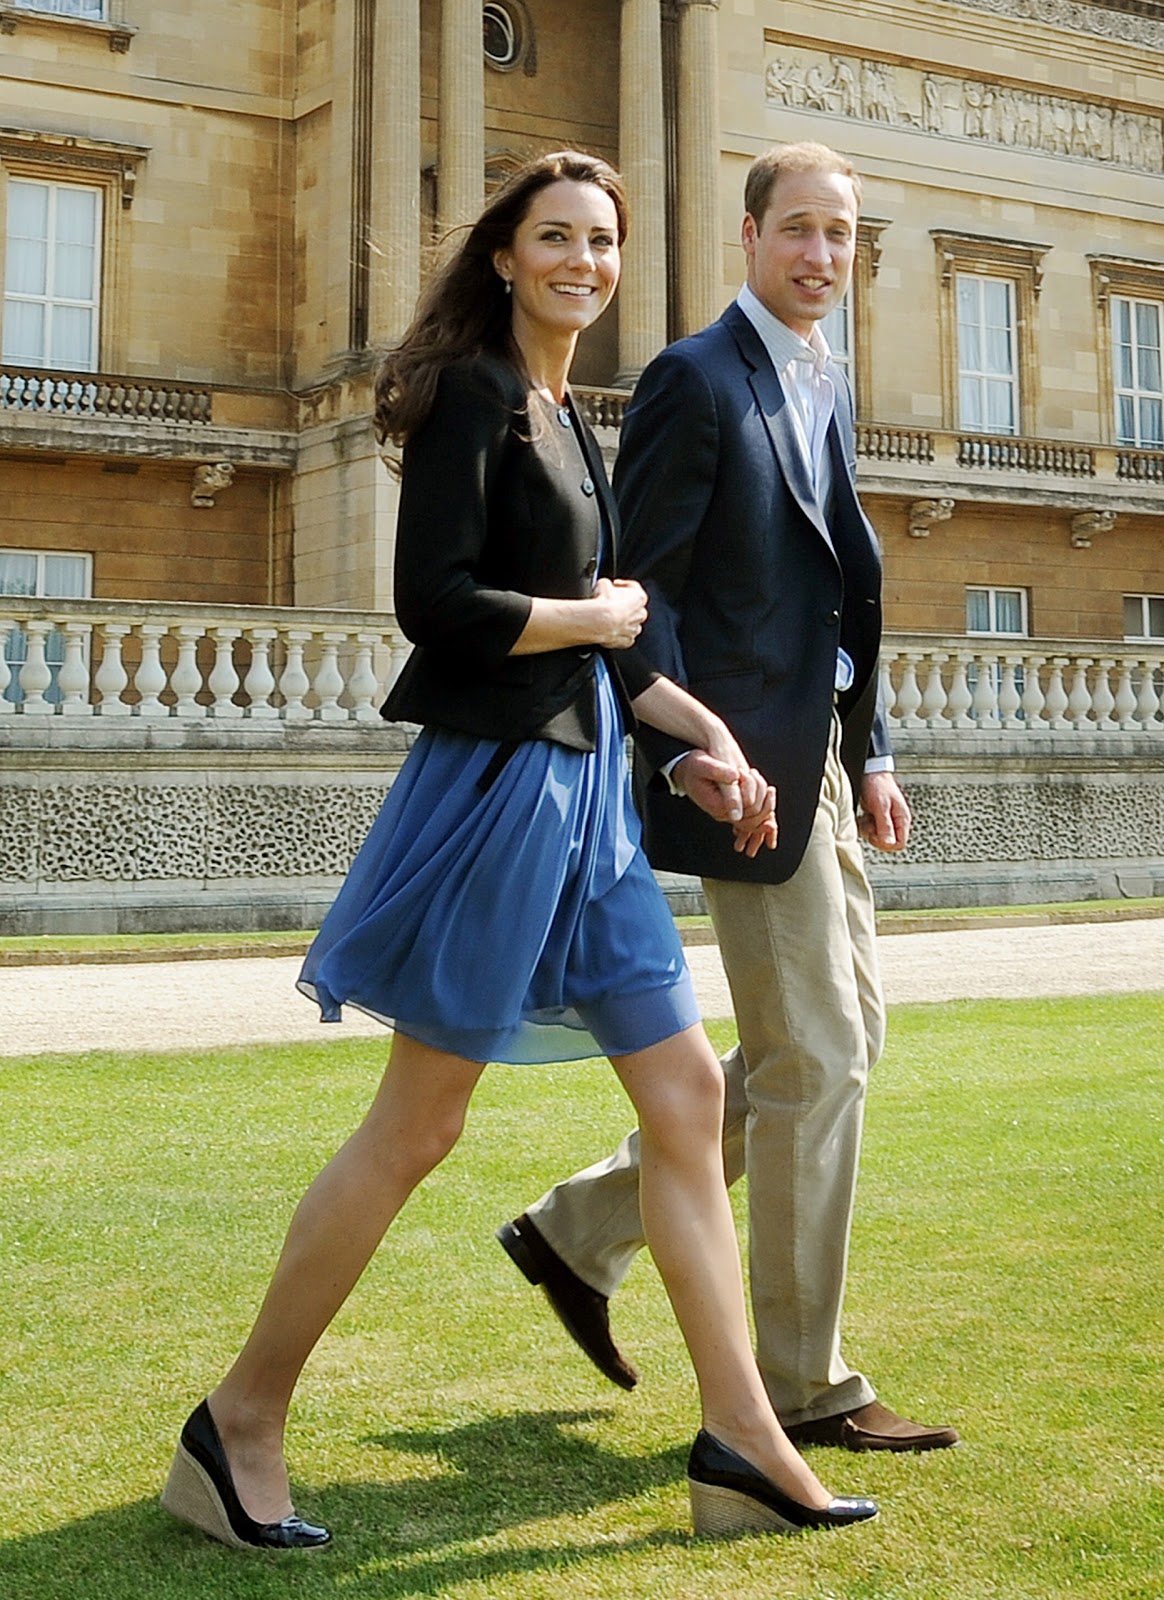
top-left (381, 354), bottom-right (653, 746)
top-left (616, 302), bottom-right (890, 884)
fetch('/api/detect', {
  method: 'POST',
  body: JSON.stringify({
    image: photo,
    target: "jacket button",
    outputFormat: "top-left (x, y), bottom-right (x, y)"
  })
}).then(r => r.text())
top-left (584, 556), bottom-right (598, 577)
top-left (826, 608), bottom-right (840, 624)
top-left (581, 476), bottom-right (595, 496)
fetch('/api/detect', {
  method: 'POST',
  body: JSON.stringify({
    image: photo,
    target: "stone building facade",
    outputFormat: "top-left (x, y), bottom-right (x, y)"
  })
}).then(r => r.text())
top-left (2, 1), bottom-right (1163, 932)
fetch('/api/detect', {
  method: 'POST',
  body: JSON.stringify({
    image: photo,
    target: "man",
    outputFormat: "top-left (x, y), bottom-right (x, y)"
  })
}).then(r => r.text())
top-left (498, 141), bottom-right (957, 1454)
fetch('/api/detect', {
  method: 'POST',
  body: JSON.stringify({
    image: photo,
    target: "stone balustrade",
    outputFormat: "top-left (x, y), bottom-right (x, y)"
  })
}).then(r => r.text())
top-left (0, 598), bottom-right (411, 723)
top-left (881, 634), bottom-right (1164, 733)
top-left (4, 600), bottom-right (1163, 739)
top-left (854, 422), bottom-right (1164, 492)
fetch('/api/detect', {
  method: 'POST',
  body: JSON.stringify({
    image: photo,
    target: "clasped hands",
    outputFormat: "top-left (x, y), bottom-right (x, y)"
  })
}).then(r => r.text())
top-left (673, 748), bottom-right (778, 858)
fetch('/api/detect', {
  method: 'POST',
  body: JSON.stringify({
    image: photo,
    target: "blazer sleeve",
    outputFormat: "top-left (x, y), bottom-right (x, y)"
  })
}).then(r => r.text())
top-left (614, 348), bottom-right (720, 773)
top-left (393, 360), bottom-right (532, 666)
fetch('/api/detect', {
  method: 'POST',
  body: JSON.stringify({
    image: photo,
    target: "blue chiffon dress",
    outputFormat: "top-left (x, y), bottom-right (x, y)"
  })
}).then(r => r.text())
top-left (297, 657), bottom-right (700, 1064)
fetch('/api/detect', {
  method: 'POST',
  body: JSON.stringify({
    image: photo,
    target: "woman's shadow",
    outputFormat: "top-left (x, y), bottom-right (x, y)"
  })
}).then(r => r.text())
top-left (0, 1409), bottom-right (691, 1600)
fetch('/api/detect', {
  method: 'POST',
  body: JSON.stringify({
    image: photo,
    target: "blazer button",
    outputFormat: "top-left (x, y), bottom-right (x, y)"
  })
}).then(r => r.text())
top-left (581, 476), bottom-right (595, 496)
top-left (826, 608), bottom-right (840, 624)
top-left (583, 557), bottom-right (598, 578)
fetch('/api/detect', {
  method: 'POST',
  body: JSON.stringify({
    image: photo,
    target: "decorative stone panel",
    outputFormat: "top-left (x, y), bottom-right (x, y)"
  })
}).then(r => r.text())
top-left (206, 784), bottom-right (388, 879)
top-left (898, 777), bottom-right (1164, 864)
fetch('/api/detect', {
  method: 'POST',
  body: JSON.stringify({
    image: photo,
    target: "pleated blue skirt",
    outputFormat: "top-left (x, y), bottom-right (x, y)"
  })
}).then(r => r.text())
top-left (297, 662), bottom-right (699, 1064)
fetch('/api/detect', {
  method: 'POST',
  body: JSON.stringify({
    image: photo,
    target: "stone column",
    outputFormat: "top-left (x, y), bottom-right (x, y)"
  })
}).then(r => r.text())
top-left (438, 0), bottom-right (485, 236)
top-left (369, 0), bottom-right (421, 345)
top-left (617, 0), bottom-right (668, 383)
top-left (675, 0), bottom-right (721, 336)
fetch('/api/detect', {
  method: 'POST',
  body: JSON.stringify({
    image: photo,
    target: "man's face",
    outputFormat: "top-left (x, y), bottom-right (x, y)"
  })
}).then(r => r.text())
top-left (742, 167), bottom-right (858, 337)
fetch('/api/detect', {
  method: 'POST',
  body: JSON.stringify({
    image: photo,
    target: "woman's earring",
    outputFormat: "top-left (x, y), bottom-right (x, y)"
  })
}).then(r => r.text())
top-left (503, 279), bottom-right (512, 295)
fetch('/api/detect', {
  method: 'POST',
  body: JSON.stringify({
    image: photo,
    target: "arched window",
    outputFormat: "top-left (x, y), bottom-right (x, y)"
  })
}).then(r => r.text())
top-left (483, 4), bottom-right (519, 69)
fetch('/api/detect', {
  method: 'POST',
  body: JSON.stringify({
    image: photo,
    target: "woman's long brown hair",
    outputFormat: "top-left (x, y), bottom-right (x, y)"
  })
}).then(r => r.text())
top-left (374, 150), bottom-right (628, 455)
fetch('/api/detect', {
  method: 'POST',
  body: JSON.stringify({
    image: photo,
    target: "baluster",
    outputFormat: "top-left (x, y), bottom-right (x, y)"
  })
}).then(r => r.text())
top-left (945, 652), bottom-right (975, 728)
top-left (1135, 656), bottom-right (1162, 728)
top-left (94, 622), bottom-right (131, 715)
top-left (171, 624), bottom-right (207, 716)
top-left (1092, 658), bottom-right (1117, 730)
top-left (971, 652), bottom-right (1000, 728)
top-left (1067, 658), bottom-right (1093, 729)
top-left (58, 622), bottom-right (93, 715)
top-left (279, 628), bottom-right (313, 722)
top-left (389, 633), bottom-right (412, 691)
top-left (208, 627), bottom-right (243, 718)
top-left (896, 652), bottom-right (925, 727)
top-left (313, 630), bottom-right (349, 723)
top-left (919, 652), bottom-right (949, 726)
top-left (19, 620), bottom-right (55, 714)
top-left (1043, 657), bottom-right (1070, 729)
top-left (133, 622), bottom-right (170, 717)
top-left (997, 654), bottom-right (1023, 728)
top-left (0, 623), bottom-right (15, 713)
top-left (879, 657), bottom-right (899, 727)
top-left (244, 627), bottom-right (279, 718)
top-left (1113, 659), bottom-right (1138, 730)
top-left (350, 632), bottom-right (381, 723)
top-left (1020, 655), bottom-right (1046, 728)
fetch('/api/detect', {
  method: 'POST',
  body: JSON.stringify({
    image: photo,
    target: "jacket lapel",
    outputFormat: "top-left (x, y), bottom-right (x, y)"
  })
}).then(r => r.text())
top-left (722, 303), bottom-right (834, 553)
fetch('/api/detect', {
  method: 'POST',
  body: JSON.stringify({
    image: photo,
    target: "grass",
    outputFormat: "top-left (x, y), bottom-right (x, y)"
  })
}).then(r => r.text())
top-left (1, 999), bottom-right (1161, 1599)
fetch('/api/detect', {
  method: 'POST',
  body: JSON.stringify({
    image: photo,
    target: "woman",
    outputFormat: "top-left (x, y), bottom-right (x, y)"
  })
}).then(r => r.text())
top-left (160, 151), bottom-right (876, 1550)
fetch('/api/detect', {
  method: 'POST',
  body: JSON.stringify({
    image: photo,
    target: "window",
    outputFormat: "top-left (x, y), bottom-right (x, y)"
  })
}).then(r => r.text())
top-left (1112, 297), bottom-right (1163, 449)
top-left (821, 294), bottom-right (850, 380)
top-left (0, 550), bottom-right (92, 705)
top-left (966, 586), bottom-right (1028, 636)
top-left (932, 231), bottom-right (1048, 437)
top-left (483, 3), bottom-right (532, 72)
top-left (1124, 594), bottom-right (1164, 641)
top-left (957, 274), bottom-right (1017, 435)
top-left (10, 0), bottom-right (107, 15)
top-left (3, 179), bottom-right (103, 370)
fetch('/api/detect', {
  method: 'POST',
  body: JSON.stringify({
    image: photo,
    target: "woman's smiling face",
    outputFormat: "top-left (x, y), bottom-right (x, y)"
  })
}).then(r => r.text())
top-left (493, 178), bottom-right (621, 343)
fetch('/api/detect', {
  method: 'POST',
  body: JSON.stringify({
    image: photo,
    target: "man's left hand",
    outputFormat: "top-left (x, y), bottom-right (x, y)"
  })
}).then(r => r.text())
top-left (857, 771), bottom-right (911, 853)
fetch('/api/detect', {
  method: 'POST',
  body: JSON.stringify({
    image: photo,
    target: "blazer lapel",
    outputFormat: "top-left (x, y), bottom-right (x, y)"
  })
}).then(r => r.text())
top-left (722, 304), bottom-right (833, 550)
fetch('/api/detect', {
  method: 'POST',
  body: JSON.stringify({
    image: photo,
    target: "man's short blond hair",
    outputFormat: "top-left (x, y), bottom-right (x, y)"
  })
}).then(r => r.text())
top-left (744, 142), bottom-right (862, 226)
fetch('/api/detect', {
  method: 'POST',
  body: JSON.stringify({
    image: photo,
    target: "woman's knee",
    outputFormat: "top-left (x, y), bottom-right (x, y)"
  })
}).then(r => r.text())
top-left (634, 1038), bottom-right (726, 1153)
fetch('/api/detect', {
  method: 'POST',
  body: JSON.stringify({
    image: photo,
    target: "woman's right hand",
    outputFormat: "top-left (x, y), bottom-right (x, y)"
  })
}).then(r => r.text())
top-left (591, 577), bottom-right (648, 650)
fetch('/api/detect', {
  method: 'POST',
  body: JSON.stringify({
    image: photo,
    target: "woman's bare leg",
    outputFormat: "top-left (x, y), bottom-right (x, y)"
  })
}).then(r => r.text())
top-left (204, 1033), bottom-right (485, 1522)
top-left (610, 1023), bottom-right (832, 1509)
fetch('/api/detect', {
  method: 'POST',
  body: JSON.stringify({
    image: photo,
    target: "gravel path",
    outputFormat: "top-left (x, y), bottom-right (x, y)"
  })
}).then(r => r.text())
top-left (5, 918), bottom-right (1162, 1057)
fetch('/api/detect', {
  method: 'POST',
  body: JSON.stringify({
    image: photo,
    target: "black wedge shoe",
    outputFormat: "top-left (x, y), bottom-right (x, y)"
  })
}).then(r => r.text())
top-left (687, 1429), bottom-right (878, 1537)
top-left (160, 1400), bottom-right (331, 1551)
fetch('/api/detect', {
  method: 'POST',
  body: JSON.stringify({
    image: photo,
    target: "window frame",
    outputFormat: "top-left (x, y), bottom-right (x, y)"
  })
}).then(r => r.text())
top-left (965, 584), bottom-right (1030, 638)
top-left (1123, 593), bottom-right (1164, 643)
top-left (1111, 294), bottom-right (1163, 448)
top-left (3, 176), bottom-right (104, 371)
top-left (955, 272), bottom-right (1019, 437)
top-left (0, 548), bottom-right (93, 706)
top-left (1089, 256), bottom-right (1164, 452)
top-left (932, 230), bottom-right (1048, 438)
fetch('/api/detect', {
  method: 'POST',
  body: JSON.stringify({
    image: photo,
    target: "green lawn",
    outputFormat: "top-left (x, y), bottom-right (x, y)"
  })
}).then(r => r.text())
top-left (1, 998), bottom-right (1161, 1600)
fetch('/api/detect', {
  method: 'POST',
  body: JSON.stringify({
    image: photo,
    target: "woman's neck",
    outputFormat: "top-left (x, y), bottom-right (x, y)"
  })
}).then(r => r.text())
top-left (510, 323), bottom-right (577, 404)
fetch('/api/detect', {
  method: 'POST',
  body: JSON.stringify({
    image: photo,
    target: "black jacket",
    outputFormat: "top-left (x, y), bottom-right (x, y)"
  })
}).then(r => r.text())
top-left (617, 304), bottom-right (890, 884)
top-left (381, 354), bottom-right (653, 746)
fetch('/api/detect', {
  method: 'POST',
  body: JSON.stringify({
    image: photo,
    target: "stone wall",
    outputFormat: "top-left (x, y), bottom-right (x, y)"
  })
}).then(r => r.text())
top-left (2, 722), bottom-right (1161, 935)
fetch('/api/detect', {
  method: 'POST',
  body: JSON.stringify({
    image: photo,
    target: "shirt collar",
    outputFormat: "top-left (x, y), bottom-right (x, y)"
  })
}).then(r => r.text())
top-left (737, 282), bottom-right (832, 376)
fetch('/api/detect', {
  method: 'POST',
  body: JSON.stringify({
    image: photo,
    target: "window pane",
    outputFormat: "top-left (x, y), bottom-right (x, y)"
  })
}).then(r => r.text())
top-left (966, 589), bottom-right (991, 631)
top-left (994, 590), bottom-right (1024, 633)
top-left (0, 553), bottom-right (39, 596)
top-left (43, 554), bottom-right (90, 598)
top-left (1124, 596), bottom-right (1145, 637)
top-left (984, 321), bottom-right (1013, 375)
top-left (1116, 393), bottom-right (1136, 445)
top-left (1149, 597), bottom-right (1164, 637)
top-left (821, 297), bottom-right (849, 362)
top-left (983, 277), bottom-right (1011, 324)
top-left (49, 304), bottom-right (94, 369)
top-left (985, 378), bottom-right (1015, 433)
top-left (959, 376), bottom-right (982, 430)
top-left (1, 299), bottom-right (46, 363)
top-left (1141, 397), bottom-right (1163, 448)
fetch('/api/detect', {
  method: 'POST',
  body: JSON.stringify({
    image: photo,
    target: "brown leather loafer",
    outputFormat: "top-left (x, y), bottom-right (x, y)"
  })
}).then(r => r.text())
top-left (497, 1213), bottom-right (639, 1391)
top-left (782, 1400), bottom-right (959, 1453)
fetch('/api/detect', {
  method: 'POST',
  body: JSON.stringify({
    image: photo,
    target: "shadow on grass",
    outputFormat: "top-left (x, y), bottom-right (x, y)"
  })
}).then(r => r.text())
top-left (0, 1410), bottom-right (692, 1600)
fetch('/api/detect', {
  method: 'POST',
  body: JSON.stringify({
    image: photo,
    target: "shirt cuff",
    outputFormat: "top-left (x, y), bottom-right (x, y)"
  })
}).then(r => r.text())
top-left (660, 751), bottom-right (693, 795)
top-left (864, 754), bottom-right (895, 775)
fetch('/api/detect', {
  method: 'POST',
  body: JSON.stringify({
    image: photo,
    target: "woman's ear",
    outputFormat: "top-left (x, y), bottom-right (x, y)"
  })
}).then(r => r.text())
top-left (492, 249), bottom-right (512, 289)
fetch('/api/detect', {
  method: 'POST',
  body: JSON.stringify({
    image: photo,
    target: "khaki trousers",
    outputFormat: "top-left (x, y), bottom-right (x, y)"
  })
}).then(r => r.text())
top-left (527, 717), bottom-right (886, 1423)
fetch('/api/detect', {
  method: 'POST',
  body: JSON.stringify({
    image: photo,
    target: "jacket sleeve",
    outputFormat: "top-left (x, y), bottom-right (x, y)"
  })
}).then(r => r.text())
top-left (614, 348), bottom-right (719, 773)
top-left (393, 361), bottom-right (532, 666)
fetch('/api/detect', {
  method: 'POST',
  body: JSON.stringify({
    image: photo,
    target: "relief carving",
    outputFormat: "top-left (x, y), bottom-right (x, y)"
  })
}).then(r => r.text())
top-left (936, 0), bottom-right (1164, 53)
top-left (765, 45), bottom-right (1164, 174)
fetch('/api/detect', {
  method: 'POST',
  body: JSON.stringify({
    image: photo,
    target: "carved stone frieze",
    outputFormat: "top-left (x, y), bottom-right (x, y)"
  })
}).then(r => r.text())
top-left (765, 43), bottom-right (1164, 172)
top-left (936, 0), bottom-right (1164, 52)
